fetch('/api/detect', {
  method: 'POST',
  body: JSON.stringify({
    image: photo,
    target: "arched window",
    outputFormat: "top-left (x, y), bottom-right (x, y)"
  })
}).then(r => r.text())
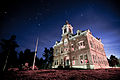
top-left (64, 28), bottom-right (67, 33)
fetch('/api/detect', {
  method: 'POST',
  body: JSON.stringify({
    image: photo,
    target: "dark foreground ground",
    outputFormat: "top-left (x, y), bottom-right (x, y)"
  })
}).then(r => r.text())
top-left (1, 68), bottom-right (120, 80)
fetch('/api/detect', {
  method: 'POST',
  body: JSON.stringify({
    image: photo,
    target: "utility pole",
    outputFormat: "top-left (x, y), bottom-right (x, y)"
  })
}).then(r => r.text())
top-left (32, 38), bottom-right (39, 70)
top-left (3, 51), bottom-right (9, 72)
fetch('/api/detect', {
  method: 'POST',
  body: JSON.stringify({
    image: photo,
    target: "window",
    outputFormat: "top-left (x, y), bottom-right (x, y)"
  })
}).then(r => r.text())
top-left (61, 59), bottom-right (63, 64)
top-left (78, 32), bottom-right (80, 35)
top-left (55, 61), bottom-right (56, 65)
top-left (78, 41), bottom-right (85, 49)
top-left (92, 55), bottom-right (95, 63)
top-left (55, 60), bottom-right (58, 65)
top-left (73, 57), bottom-right (75, 60)
top-left (57, 60), bottom-right (58, 65)
top-left (98, 57), bottom-right (99, 63)
top-left (69, 35), bottom-right (71, 38)
top-left (64, 28), bottom-right (67, 33)
top-left (80, 55), bottom-right (84, 64)
top-left (69, 28), bottom-right (71, 33)
top-left (60, 47), bottom-right (63, 53)
top-left (84, 55), bottom-right (89, 64)
top-left (72, 57), bottom-right (75, 65)
top-left (90, 41), bottom-right (93, 48)
top-left (71, 44), bottom-right (74, 51)
top-left (95, 55), bottom-right (97, 63)
top-left (56, 49), bottom-right (58, 55)
top-left (64, 46), bottom-right (69, 52)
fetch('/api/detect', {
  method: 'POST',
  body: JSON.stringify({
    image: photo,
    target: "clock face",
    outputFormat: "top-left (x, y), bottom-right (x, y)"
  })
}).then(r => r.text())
top-left (64, 38), bottom-right (68, 45)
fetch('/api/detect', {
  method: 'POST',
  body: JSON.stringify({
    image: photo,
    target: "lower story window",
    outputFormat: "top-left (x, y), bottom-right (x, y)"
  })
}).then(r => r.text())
top-left (72, 57), bottom-right (75, 65)
top-left (80, 55), bottom-right (84, 64)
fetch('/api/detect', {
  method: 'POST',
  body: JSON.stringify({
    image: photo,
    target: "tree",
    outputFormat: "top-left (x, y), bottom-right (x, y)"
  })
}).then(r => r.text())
top-left (18, 49), bottom-right (40, 68)
top-left (19, 51), bottom-right (24, 65)
top-left (42, 47), bottom-right (54, 69)
top-left (110, 55), bottom-right (119, 67)
top-left (38, 57), bottom-right (44, 69)
top-left (0, 35), bottom-right (19, 71)
top-left (48, 47), bottom-right (54, 68)
top-left (108, 55), bottom-right (119, 67)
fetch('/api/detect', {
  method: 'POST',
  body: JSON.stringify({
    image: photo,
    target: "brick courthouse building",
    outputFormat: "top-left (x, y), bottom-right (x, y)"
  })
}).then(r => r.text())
top-left (52, 21), bottom-right (109, 69)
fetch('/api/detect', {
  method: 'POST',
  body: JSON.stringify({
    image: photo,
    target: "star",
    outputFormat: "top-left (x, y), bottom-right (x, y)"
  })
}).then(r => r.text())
top-left (4, 11), bottom-right (7, 14)
top-left (81, 13), bottom-right (83, 16)
top-left (38, 23), bottom-right (40, 26)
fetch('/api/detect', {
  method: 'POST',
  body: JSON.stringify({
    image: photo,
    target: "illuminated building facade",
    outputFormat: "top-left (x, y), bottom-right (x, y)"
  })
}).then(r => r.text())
top-left (52, 21), bottom-right (109, 69)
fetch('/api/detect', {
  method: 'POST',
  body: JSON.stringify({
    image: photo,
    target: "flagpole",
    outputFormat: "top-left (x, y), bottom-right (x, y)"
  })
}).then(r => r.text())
top-left (32, 38), bottom-right (39, 70)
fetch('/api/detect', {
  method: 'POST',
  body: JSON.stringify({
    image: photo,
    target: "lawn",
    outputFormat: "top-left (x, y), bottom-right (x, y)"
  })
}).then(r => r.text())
top-left (1, 68), bottom-right (120, 80)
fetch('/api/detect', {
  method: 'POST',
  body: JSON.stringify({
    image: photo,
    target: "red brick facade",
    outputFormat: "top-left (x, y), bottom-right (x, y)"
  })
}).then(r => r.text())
top-left (52, 21), bottom-right (109, 69)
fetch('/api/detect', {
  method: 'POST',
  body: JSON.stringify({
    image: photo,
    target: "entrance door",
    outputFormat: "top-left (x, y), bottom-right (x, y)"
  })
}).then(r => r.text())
top-left (66, 60), bottom-right (69, 66)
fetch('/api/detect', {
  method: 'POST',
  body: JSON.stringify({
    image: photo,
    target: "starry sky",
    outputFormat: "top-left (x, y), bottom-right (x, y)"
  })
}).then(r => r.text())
top-left (0, 0), bottom-right (120, 58)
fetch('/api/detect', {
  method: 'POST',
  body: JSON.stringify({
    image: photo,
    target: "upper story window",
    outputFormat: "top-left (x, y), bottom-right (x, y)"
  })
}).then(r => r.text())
top-left (64, 46), bottom-right (69, 52)
top-left (78, 41), bottom-right (85, 49)
top-left (60, 47), bottom-right (63, 53)
top-left (71, 44), bottom-right (74, 51)
top-left (69, 28), bottom-right (71, 33)
top-left (90, 41), bottom-right (93, 48)
top-left (56, 49), bottom-right (58, 55)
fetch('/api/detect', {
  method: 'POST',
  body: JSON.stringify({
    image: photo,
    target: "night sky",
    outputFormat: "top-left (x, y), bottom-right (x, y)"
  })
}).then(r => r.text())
top-left (0, 0), bottom-right (120, 58)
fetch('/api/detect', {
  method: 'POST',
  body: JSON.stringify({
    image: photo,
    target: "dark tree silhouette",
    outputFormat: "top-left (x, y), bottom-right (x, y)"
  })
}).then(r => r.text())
top-left (38, 57), bottom-right (44, 69)
top-left (107, 55), bottom-right (119, 67)
top-left (48, 47), bottom-right (54, 68)
top-left (43, 48), bottom-right (49, 69)
top-left (19, 51), bottom-right (24, 65)
top-left (110, 55), bottom-right (119, 67)
top-left (42, 47), bottom-right (54, 69)
top-left (0, 35), bottom-right (19, 71)
top-left (18, 49), bottom-right (40, 69)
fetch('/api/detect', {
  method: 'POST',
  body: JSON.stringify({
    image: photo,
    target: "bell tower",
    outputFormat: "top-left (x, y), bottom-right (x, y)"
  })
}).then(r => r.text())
top-left (62, 21), bottom-right (73, 36)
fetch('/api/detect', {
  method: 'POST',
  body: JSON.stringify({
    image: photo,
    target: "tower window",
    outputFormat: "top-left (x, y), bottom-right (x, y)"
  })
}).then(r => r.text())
top-left (64, 28), bottom-right (67, 33)
top-left (78, 32), bottom-right (80, 35)
top-left (69, 28), bottom-right (71, 33)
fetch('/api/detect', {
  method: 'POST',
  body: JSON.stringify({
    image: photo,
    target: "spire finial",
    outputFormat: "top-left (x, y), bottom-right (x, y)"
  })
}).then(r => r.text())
top-left (66, 20), bottom-right (69, 24)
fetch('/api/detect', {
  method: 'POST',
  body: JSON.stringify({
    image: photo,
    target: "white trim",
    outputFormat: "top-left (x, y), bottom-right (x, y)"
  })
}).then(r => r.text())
top-left (72, 65), bottom-right (94, 69)
top-left (69, 30), bottom-right (87, 40)
top-left (88, 33), bottom-right (104, 45)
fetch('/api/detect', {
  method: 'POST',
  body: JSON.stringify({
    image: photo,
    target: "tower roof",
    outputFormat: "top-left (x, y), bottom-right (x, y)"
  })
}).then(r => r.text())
top-left (65, 20), bottom-right (69, 24)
